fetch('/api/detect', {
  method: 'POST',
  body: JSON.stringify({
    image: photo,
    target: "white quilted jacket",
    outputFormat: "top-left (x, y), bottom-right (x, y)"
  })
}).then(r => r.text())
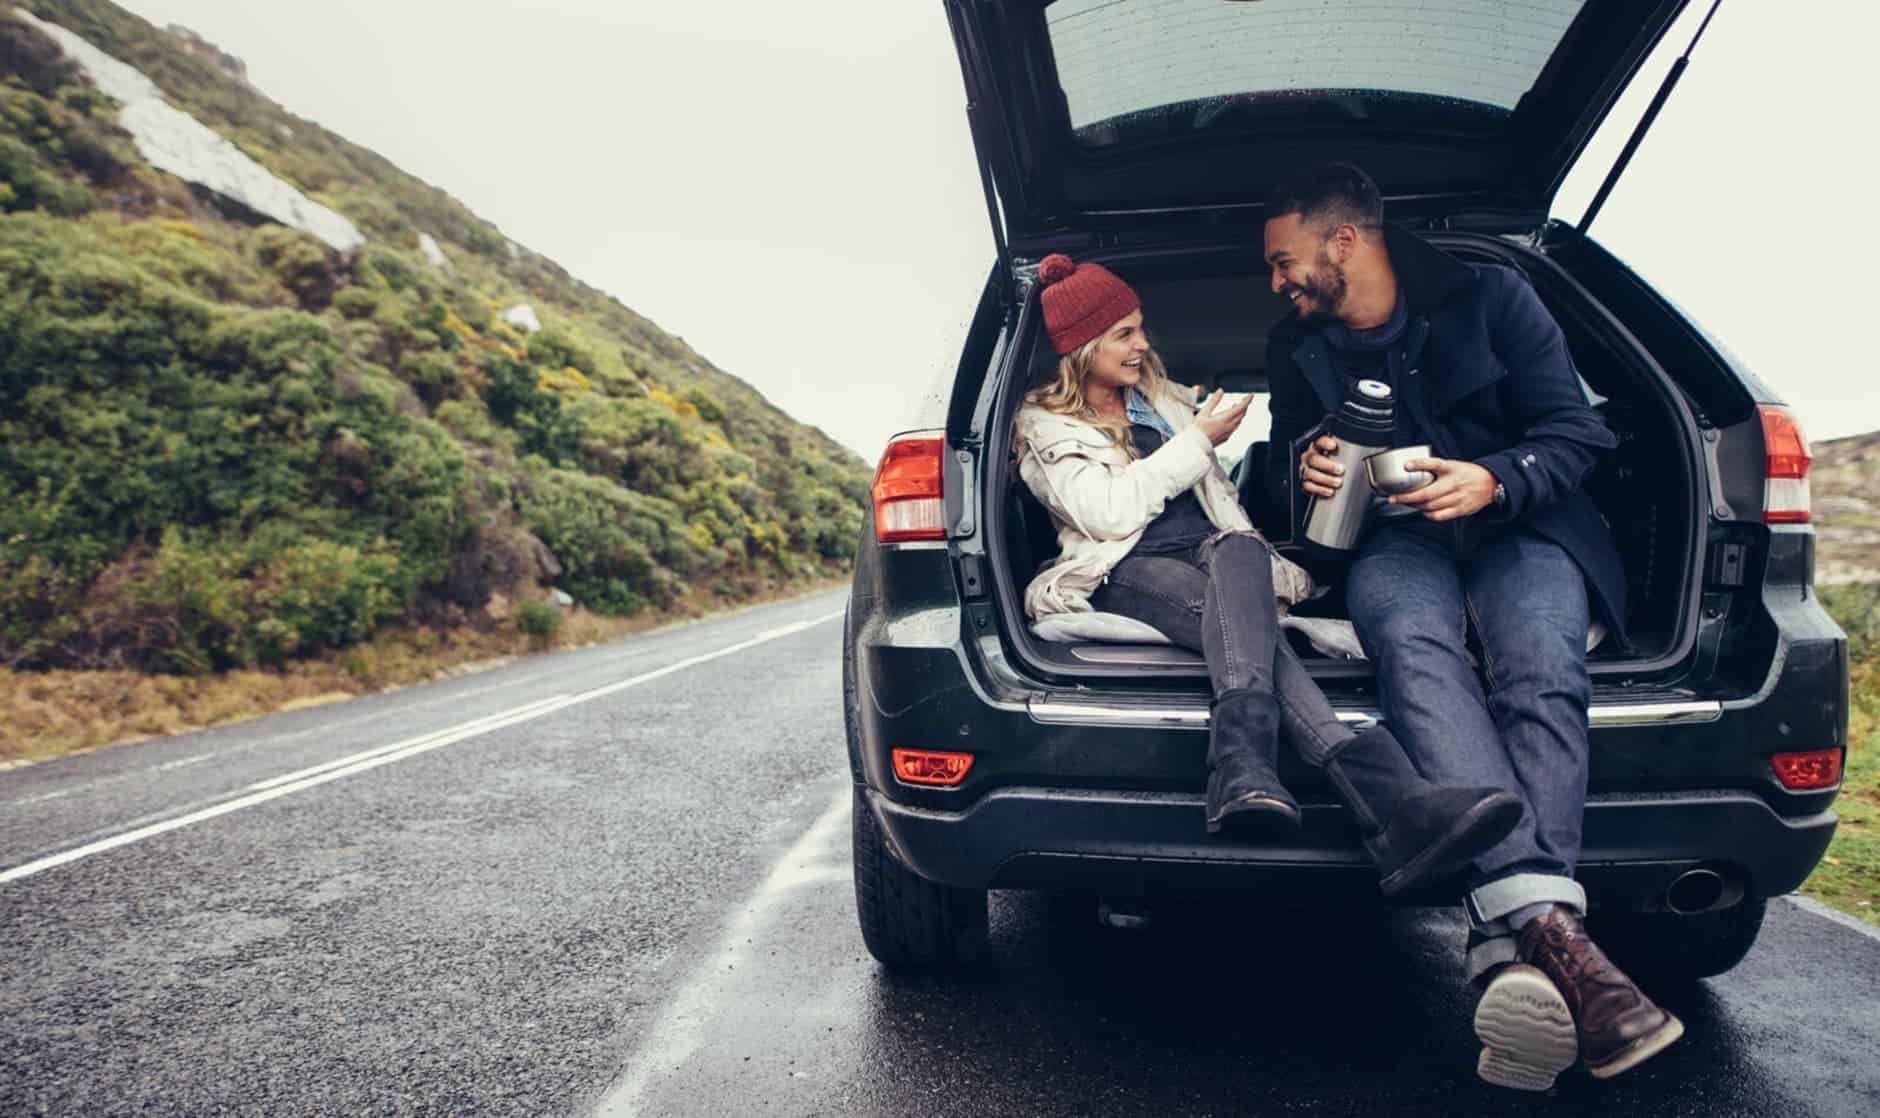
top-left (1012, 383), bottom-right (1314, 620)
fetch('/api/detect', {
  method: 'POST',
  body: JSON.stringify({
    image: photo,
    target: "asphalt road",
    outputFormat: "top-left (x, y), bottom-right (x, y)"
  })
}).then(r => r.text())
top-left (3, 587), bottom-right (1878, 1117)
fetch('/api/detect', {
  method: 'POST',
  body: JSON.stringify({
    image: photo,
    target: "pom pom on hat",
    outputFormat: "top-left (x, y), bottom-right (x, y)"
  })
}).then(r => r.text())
top-left (1038, 253), bottom-right (1077, 287)
top-left (1036, 255), bottom-right (1141, 355)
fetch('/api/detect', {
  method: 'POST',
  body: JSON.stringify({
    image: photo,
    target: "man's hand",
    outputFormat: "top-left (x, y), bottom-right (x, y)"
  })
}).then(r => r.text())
top-left (1299, 434), bottom-right (1344, 498)
top-left (1389, 457), bottom-right (1499, 521)
top-left (1194, 389), bottom-right (1252, 447)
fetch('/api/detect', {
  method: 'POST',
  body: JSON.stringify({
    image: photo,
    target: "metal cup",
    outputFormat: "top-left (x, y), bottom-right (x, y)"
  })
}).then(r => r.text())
top-left (1364, 444), bottom-right (1436, 496)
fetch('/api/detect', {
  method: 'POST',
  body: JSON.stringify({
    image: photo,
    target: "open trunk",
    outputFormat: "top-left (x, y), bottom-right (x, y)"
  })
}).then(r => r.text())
top-left (982, 231), bottom-right (1707, 695)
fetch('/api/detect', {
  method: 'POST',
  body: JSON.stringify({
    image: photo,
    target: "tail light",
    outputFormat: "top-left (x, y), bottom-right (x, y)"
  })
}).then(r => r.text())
top-left (1771, 749), bottom-right (1842, 790)
top-left (872, 431), bottom-right (946, 543)
top-left (891, 748), bottom-right (975, 787)
top-left (1759, 405), bottom-right (1812, 524)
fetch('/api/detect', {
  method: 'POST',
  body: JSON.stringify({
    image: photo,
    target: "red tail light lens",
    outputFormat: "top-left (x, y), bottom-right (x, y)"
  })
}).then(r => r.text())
top-left (872, 432), bottom-right (946, 543)
top-left (1771, 749), bottom-right (1842, 790)
top-left (1759, 405), bottom-right (1812, 524)
top-left (891, 748), bottom-right (975, 787)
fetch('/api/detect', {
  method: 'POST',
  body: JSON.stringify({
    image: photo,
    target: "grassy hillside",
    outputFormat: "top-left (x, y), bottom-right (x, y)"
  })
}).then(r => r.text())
top-left (1806, 432), bottom-right (1880, 922)
top-left (1812, 431), bottom-right (1880, 587)
top-left (0, 0), bottom-right (868, 676)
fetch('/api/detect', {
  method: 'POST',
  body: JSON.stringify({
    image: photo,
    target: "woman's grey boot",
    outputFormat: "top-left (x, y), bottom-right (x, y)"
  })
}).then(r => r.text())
top-left (1205, 688), bottom-right (1301, 838)
top-left (1324, 725), bottom-right (1523, 895)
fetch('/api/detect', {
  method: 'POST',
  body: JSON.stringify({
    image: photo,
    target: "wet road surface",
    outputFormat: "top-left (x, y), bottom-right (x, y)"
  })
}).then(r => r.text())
top-left (3, 588), bottom-right (1878, 1116)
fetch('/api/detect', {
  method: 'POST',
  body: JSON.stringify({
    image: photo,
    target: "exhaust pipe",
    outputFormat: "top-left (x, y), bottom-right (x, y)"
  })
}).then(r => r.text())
top-left (1665, 866), bottom-right (1744, 915)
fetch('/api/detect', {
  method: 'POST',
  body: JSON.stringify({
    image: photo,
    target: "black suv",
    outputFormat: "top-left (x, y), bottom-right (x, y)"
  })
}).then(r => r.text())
top-left (844, 0), bottom-right (1845, 980)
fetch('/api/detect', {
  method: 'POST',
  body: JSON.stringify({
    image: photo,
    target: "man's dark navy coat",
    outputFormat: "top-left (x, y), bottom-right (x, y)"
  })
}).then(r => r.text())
top-left (1263, 225), bottom-right (1628, 641)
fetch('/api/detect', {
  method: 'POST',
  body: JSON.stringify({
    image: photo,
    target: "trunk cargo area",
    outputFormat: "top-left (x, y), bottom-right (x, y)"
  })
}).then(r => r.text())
top-left (983, 232), bottom-right (1707, 696)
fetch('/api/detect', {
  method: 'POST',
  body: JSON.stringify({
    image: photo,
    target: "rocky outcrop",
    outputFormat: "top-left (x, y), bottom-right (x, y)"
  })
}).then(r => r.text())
top-left (164, 24), bottom-right (245, 85)
top-left (418, 232), bottom-right (449, 271)
top-left (17, 10), bottom-right (363, 252)
top-left (502, 303), bottom-right (542, 334)
top-left (1811, 431), bottom-right (1880, 585)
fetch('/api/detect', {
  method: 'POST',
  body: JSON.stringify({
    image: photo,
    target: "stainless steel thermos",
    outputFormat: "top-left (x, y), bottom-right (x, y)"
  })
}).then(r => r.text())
top-left (1302, 380), bottom-right (1432, 555)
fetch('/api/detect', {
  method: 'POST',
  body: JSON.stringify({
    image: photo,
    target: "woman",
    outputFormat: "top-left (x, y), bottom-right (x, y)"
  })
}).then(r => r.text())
top-left (1014, 253), bottom-right (1520, 896)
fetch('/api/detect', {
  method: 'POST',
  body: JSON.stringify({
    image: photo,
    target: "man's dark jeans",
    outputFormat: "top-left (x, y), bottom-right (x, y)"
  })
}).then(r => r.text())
top-left (1092, 532), bottom-right (1353, 764)
top-left (1346, 524), bottom-right (1592, 971)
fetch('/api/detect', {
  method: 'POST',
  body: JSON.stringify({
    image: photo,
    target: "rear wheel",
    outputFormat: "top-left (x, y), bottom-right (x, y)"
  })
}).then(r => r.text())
top-left (1586, 897), bottom-right (1768, 983)
top-left (851, 785), bottom-right (989, 971)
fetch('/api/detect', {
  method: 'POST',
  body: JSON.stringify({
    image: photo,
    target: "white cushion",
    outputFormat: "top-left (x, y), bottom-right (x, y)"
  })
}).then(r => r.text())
top-left (1031, 612), bottom-right (1606, 660)
top-left (1278, 616), bottom-right (1367, 660)
top-left (1031, 611), bottom-right (1170, 644)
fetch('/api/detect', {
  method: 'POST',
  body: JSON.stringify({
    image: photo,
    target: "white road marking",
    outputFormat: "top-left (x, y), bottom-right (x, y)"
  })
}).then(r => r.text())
top-left (0, 594), bottom-right (842, 795)
top-left (156, 752), bottom-right (216, 772)
top-left (1786, 894), bottom-right (1880, 943)
top-left (1, 670), bottom-right (539, 804)
top-left (594, 784), bottom-right (852, 1118)
top-left (243, 694), bottom-right (575, 792)
top-left (0, 609), bottom-right (844, 886)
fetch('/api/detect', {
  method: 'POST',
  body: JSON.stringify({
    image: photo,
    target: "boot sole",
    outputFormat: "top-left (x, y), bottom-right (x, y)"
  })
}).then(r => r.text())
top-left (1586, 1013), bottom-right (1684, 1079)
top-left (1376, 793), bottom-right (1522, 897)
top-left (1206, 794), bottom-right (1301, 839)
top-left (1474, 964), bottom-right (1578, 1092)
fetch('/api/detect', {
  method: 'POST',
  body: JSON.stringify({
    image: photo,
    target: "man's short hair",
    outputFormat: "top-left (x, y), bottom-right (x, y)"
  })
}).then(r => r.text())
top-left (1265, 162), bottom-right (1384, 236)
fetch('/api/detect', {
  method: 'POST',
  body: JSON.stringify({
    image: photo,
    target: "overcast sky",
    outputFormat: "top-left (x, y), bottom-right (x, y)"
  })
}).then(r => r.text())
top-left (109, 0), bottom-right (1878, 461)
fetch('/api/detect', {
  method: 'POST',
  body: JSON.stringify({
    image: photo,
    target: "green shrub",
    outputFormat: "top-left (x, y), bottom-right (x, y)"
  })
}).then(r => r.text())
top-left (685, 387), bottom-right (725, 425)
top-left (527, 327), bottom-right (597, 377)
top-left (0, 215), bottom-right (472, 669)
top-left (130, 527), bottom-right (248, 673)
top-left (400, 348), bottom-right (462, 406)
top-left (0, 18), bottom-right (79, 95)
top-left (249, 224), bottom-right (338, 310)
top-left (517, 465), bottom-right (687, 614)
top-left (352, 244), bottom-right (423, 295)
top-left (432, 396), bottom-right (505, 447)
top-left (332, 286), bottom-right (381, 321)
top-left (103, 218), bottom-right (271, 305)
top-left (1822, 582), bottom-right (1880, 665)
top-left (58, 86), bottom-right (99, 115)
top-left (481, 352), bottom-right (585, 464)
top-left (55, 526), bottom-right (410, 672)
top-left (516, 599), bottom-right (561, 645)
top-left (0, 0), bottom-right (872, 674)
top-left (451, 291), bottom-right (492, 333)
top-left (255, 535), bottom-right (403, 660)
top-left (2, 80), bottom-right (137, 188)
top-left (0, 135), bottom-right (93, 214)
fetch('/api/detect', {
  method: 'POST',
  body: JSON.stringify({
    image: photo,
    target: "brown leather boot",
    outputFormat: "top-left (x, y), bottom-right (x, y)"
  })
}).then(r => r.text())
top-left (1517, 905), bottom-right (1684, 1079)
top-left (1474, 961), bottom-right (1578, 1091)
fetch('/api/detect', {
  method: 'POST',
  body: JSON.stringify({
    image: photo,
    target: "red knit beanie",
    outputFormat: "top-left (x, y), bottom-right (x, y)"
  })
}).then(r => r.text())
top-left (1038, 253), bottom-right (1141, 355)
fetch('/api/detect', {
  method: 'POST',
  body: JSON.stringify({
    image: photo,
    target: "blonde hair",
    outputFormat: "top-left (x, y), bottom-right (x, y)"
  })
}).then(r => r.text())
top-left (1022, 332), bottom-right (1171, 460)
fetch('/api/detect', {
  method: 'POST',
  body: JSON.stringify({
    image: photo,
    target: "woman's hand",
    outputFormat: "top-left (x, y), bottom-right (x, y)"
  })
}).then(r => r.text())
top-left (1193, 389), bottom-right (1251, 447)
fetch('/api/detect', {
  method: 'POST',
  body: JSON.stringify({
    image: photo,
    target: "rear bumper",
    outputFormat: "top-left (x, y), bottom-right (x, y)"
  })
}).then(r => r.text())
top-left (862, 784), bottom-right (1837, 910)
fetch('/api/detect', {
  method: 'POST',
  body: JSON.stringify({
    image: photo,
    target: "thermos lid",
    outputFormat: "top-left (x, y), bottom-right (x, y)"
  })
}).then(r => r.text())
top-left (1330, 377), bottom-right (1396, 444)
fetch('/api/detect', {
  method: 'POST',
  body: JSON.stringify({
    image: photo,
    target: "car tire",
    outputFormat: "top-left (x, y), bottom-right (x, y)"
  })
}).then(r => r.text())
top-left (1586, 897), bottom-right (1768, 983)
top-left (851, 784), bottom-right (989, 971)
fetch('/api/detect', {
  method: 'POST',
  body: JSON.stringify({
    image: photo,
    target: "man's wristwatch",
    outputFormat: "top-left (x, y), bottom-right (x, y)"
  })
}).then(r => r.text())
top-left (1492, 482), bottom-right (1508, 509)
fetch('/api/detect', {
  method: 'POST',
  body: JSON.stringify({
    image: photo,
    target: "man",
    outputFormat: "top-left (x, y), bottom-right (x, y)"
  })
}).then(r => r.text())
top-left (1260, 163), bottom-right (1682, 1090)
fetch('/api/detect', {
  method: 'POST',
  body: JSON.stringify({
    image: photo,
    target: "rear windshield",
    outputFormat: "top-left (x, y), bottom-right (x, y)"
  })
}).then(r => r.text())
top-left (1046, 0), bottom-right (1586, 145)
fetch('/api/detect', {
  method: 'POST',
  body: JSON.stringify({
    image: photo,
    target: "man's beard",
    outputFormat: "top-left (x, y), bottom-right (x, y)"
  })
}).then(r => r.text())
top-left (1290, 252), bottom-right (1347, 322)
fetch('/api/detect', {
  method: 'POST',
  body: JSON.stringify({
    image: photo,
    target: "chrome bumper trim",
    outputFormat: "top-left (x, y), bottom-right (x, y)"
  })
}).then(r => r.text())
top-left (1026, 698), bottom-right (1722, 730)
